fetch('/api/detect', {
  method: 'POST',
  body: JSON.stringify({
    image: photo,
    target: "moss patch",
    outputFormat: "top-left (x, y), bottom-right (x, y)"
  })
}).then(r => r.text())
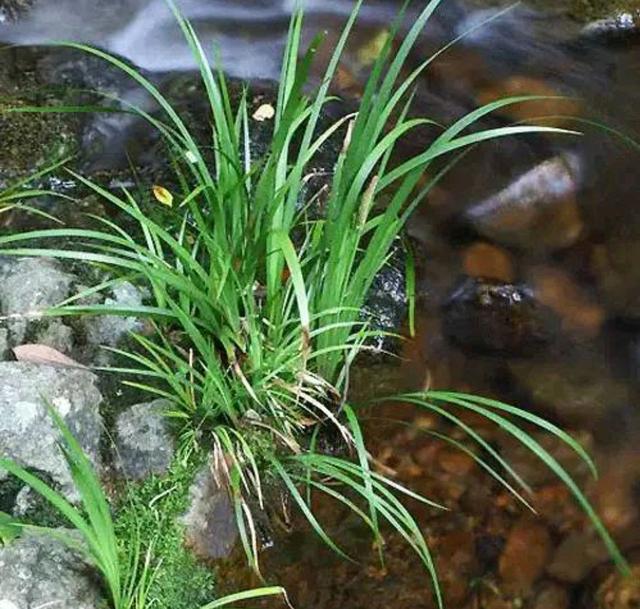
top-left (113, 456), bottom-right (216, 609)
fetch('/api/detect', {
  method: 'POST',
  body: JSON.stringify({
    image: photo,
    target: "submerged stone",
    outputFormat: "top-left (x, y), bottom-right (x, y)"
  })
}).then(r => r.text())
top-left (442, 276), bottom-right (557, 355)
top-left (181, 458), bottom-right (238, 560)
top-left (464, 153), bottom-right (584, 253)
top-left (592, 239), bottom-right (640, 320)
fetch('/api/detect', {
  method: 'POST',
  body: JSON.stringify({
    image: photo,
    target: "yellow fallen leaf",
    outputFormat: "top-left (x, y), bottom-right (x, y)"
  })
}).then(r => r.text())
top-left (152, 185), bottom-right (173, 207)
top-left (357, 29), bottom-right (390, 67)
top-left (252, 103), bottom-right (275, 122)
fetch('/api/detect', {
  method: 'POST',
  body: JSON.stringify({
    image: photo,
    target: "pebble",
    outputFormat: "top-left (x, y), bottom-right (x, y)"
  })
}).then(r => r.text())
top-left (462, 242), bottom-right (515, 282)
top-left (499, 518), bottom-right (552, 594)
top-left (443, 276), bottom-right (557, 355)
top-left (477, 76), bottom-right (581, 128)
top-left (531, 266), bottom-right (605, 337)
top-left (531, 581), bottom-right (570, 609)
top-left (547, 531), bottom-right (610, 583)
top-left (465, 153), bottom-right (584, 253)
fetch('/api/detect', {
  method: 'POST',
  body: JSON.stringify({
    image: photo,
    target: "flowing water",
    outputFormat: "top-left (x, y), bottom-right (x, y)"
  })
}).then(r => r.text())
top-left (2, 0), bottom-right (640, 607)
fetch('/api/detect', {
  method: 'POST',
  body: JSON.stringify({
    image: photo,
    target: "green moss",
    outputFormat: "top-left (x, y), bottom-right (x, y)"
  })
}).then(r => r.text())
top-left (113, 455), bottom-right (216, 609)
top-left (0, 99), bottom-right (79, 180)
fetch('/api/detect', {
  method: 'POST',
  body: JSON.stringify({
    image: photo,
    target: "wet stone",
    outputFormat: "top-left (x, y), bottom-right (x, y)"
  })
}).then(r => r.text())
top-left (462, 241), bottom-right (515, 283)
top-left (592, 240), bottom-right (640, 319)
top-left (464, 153), bottom-right (584, 253)
top-left (477, 77), bottom-right (581, 128)
top-left (181, 458), bottom-right (238, 560)
top-left (592, 563), bottom-right (640, 609)
top-left (442, 276), bottom-right (558, 355)
top-left (531, 265), bottom-right (605, 337)
top-left (581, 7), bottom-right (640, 40)
top-left (531, 581), bottom-right (570, 609)
top-left (498, 518), bottom-right (551, 595)
top-left (361, 239), bottom-right (407, 354)
top-left (508, 355), bottom-right (631, 426)
top-left (0, 0), bottom-right (33, 22)
top-left (546, 531), bottom-right (611, 583)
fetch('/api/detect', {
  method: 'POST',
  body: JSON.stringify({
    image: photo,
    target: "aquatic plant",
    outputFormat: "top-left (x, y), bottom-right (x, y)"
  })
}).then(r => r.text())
top-left (0, 408), bottom-right (287, 609)
top-left (0, 0), bottom-right (628, 604)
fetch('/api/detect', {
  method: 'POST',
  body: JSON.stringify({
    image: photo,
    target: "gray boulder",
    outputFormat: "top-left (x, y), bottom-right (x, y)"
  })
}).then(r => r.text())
top-left (114, 399), bottom-right (174, 480)
top-left (0, 329), bottom-right (8, 360)
top-left (0, 531), bottom-right (103, 609)
top-left (0, 257), bottom-right (75, 345)
top-left (85, 281), bottom-right (144, 347)
top-left (0, 362), bottom-right (103, 499)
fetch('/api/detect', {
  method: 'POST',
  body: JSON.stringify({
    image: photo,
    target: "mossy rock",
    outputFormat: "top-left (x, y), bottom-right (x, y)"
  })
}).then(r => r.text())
top-left (464, 0), bottom-right (640, 21)
top-left (0, 48), bottom-right (82, 182)
top-left (570, 0), bottom-right (640, 20)
top-left (0, 0), bottom-right (33, 21)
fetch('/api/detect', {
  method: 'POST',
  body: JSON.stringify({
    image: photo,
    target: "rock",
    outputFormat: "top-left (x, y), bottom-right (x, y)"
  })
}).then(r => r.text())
top-left (85, 281), bottom-right (144, 347)
top-left (0, 362), bottom-right (103, 499)
top-left (462, 242), bottom-right (515, 283)
top-left (546, 531), bottom-right (611, 583)
top-left (464, 153), bottom-right (584, 253)
top-left (477, 76), bottom-right (581, 128)
top-left (0, 329), bottom-right (8, 360)
top-left (0, 531), bottom-right (102, 609)
top-left (590, 563), bottom-right (640, 609)
top-left (361, 239), bottom-right (407, 354)
top-left (591, 453), bottom-right (640, 532)
top-left (181, 458), bottom-right (238, 560)
top-left (435, 530), bottom-right (479, 606)
top-left (531, 581), bottom-right (570, 609)
top-left (114, 399), bottom-right (174, 480)
top-left (592, 240), bottom-right (640, 319)
top-left (498, 518), bottom-right (551, 594)
top-left (442, 276), bottom-right (558, 355)
top-left (498, 428), bottom-right (593, 487)
top-left (531, 266), bottom-right (604, 337)
top-left (34, 320), bottom-right (74, 354)
top-left (508, 355), bottom-right (630, 426)
top-left (0, 258), bottom-right (75, 344)
top-left (580, 7), bottom-right (640, 39)
top-left (0, 0), bottom-right (32, 22)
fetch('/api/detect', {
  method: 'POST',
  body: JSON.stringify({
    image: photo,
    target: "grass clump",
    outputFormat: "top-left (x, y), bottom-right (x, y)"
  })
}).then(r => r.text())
top-left (0, 0), bottom-right (629, 603)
